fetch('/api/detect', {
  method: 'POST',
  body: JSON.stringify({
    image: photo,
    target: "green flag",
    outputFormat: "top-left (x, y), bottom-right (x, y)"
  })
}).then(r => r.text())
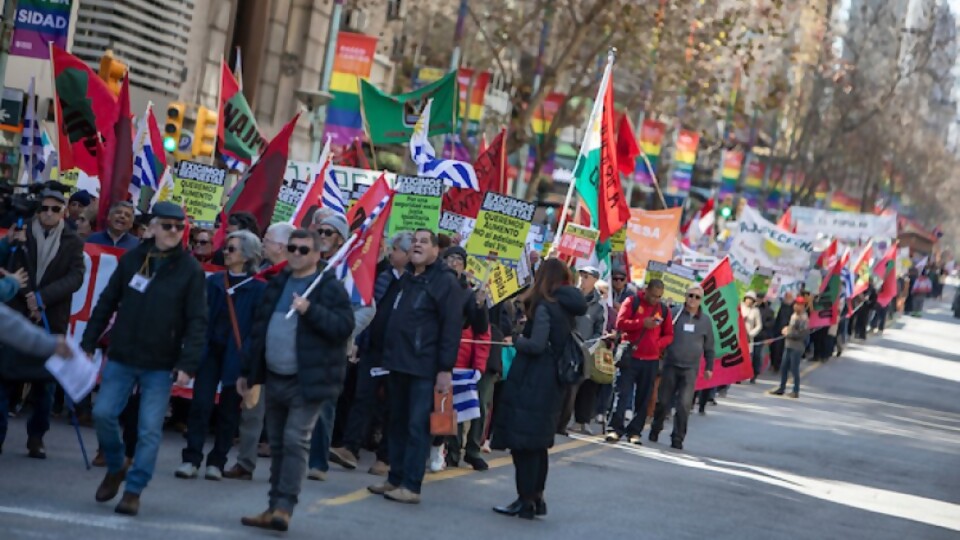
top-left (360, 71), bottom-right (459, 144)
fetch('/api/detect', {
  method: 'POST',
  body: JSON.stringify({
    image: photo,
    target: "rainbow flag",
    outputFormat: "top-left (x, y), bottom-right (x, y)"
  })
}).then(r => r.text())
top-left (527, 92), bottom-right (565, 175)
top-left (667, 129), bottom-right (698, 197)
top-left (814, 181), bottom-right (828, 207)
top-left (829, 190), bottom-right (861, 212)
top-left (635, 119), bottom-right (666, 186)
top-left (742, 159), bottom-right (764, 207)
top-left (719, 150), bottom-right (743, 198)
top-left (325, 32), bottom-right (378, 146)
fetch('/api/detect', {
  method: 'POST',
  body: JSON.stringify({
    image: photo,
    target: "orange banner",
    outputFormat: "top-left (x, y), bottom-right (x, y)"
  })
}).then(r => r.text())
top-left (624, 208), bottom-right (683, 283)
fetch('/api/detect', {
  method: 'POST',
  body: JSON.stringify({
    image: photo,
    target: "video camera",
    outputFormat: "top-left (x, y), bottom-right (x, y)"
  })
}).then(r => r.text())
top-left (1, 180), bottom-right (71, 225)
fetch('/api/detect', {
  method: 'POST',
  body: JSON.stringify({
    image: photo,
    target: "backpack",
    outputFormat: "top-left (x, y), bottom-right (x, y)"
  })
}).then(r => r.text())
top-left (551, 307), bottom-right (590, 386)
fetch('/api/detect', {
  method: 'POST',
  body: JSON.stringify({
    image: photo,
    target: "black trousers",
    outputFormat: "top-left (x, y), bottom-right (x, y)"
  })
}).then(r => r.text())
top-left (557, 379), bottom-right (601, 432)
top-left (512, 448), bottom-right (549, 500)
top-left (611, 359), bottom-right (659, 436)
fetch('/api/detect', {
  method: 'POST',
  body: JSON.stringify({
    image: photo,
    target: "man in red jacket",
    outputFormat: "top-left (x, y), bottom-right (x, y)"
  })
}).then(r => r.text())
top-left (607, 279), bottom-right (674, 444)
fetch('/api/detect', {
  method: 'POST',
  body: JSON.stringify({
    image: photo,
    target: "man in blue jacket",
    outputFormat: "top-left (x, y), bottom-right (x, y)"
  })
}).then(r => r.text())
top-left (367, 229), bottom-right (465, 504)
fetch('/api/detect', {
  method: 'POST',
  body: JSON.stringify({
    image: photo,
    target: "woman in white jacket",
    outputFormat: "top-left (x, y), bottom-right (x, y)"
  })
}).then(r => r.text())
top-left (741, 291), bottom-right (764, 380)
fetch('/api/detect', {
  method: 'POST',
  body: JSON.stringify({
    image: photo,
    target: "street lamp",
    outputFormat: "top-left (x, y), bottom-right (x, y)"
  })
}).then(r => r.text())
top-left (296, 88), bottom-right (334, 162)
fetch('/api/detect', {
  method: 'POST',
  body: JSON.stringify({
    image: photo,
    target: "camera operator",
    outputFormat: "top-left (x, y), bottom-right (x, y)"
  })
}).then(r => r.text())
top-left (0, 189), bottom-right (85, 459)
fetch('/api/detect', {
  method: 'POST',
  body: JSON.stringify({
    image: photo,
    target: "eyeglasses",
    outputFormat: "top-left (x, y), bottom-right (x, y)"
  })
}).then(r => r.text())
top-left (287, 245), bottom-right (311, 255)
top-left (195, 239), bottom-right (210, 245)
top-left (39, 205), bottom-right (62, 214)
top-left (317, 228), bottom-right (338, 237)
top-left (159, 223), bottom-right (186, 232)
top-left (612, 277), bottom-right (625, 282)
top-left (225, 246), bottom-right (238, 253)
top-left (687, 293), bottom-right (702, 299)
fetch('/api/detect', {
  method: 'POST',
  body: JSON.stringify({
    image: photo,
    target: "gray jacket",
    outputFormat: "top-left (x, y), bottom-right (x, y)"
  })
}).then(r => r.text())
top-left (0, 303), bottom-right (57, 359)
top-left (664, 308), bottom-right (715, 371)
top-left (576, 289), bottom-right (606, 342)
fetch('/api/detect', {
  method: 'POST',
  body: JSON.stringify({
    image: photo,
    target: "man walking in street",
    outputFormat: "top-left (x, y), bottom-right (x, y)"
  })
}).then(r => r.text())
top-left (607, 279), bottom-right (674, 445)
top-left (367, 229), bottom-right (465, 504)
top-left (82, 202), bottom-right (207, 516)
top-left (237, 229), bottom-right (354, 532)
top-left (770, 292), bottom-right (794, 372)
top-left (649, 286), bottom-right (714, 450)
top-left (0, 189), bottom-right (84, 459)
top-left (774, 296), bottom-right (810, 398)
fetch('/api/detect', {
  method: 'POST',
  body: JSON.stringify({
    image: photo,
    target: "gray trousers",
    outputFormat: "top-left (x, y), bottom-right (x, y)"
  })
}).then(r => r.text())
top-left (265, 373), bottom-right (323, 514)
top-left (236, 388), bottom-right (266, 472)
top-left (650, 364), bottom-right (698, 443)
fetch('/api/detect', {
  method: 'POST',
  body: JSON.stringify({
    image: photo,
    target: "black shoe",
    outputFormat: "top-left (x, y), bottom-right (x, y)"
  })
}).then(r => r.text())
top-left (648, 431), bottom-right (659, 443)
top-left (518, 500), bottom-right (536, 520)
top-left (26, 437), bottom-right (45, 459)
top-left (445, 454), bottom-right (460, 469)
top-left (772, 389), bottom-right (785, 396)
top-left (671, 440), bottom-right (683, 450)
top-left (535, 498), bottom-right (547, 516)
top-left (493, 499), bottom-right (525, 516)
top-left (464, 455), bottom-right (489, 471)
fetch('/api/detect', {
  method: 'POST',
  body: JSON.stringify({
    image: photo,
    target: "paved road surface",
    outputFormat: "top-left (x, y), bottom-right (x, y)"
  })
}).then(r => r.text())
top-left (1, 291), bottom-right (958, 539)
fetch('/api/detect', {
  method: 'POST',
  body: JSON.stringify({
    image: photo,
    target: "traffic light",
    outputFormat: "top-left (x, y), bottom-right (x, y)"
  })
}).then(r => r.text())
top-left (192, 106), bottom-right (218, 158)
top-left (98, 50), bottom-right (127, 96)
top-left (164, 102), bottom-right (186, 156)
top-left (719, 205), bottom-right (733, 219)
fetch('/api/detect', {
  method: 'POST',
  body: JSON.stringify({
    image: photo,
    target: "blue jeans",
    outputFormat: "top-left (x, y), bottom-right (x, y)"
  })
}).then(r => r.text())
top-left (387, 372), bottom-right (434, 494)
top-left (93, 361), bottom-right (173, 495)
top-left (307, 399), bottom-right (337, 472)
top-left (0, 381), bottom-right (54, 445)
top-left (778, 349), bottom-right (802, 395)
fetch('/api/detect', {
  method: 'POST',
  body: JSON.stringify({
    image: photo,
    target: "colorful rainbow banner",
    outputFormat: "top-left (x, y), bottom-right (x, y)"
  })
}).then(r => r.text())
top-left (635, 119), bottom-right (666, 185)
top-left (526, 92), bottom-right (565, 175)
top-left (325, 32), bottom-right (378, 146)
top-left (666, 129), bottom-right (698, 196)
top-left (742, 159), bottom-right (765, 207)
top-left (719, 150), bottom-right (743, 197)
top-left (814, 181), bottom-right (829, 207)
top-left (829, 190), bottom-right (861, 213)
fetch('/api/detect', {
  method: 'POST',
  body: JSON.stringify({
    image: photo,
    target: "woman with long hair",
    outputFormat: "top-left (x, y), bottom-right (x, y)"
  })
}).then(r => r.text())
top-left (491, 258), bottom-right (587, 520)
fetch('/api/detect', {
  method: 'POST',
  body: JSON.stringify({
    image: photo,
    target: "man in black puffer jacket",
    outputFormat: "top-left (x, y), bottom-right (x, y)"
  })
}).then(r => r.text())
top-left (237, 228), bottom-right (354, 532)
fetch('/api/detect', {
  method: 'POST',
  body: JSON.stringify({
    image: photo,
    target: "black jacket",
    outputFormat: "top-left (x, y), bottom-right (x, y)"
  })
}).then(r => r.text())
top-left (81, 240), bottom-right (208, 375)
top-left (243, 269), bottom-right (355, 403)
top-left (758, 303), bottom-right (776, 341)
top-left (493, 286), bottom-right (587, 451)
top-left (774, 301), bottom-right (794, 334)
top-left (0, 220), bottom-right (84, 380)
top-left (381, 259), bottom-right (465, 379)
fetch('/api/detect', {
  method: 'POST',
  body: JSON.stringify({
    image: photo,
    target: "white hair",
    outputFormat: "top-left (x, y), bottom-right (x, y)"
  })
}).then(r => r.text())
top-left (265, 222), bottom-right (296, 244)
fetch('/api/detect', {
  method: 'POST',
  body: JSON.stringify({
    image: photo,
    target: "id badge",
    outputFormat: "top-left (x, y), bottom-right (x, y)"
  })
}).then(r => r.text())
top-left (683, 323), bottom-right (695, 333)
top-left (129, 274), bottom-right (151, 293)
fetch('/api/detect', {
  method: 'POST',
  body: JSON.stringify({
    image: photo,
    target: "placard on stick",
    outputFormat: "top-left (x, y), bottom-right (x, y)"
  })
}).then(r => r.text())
top-left (465, 192), bottom-right (535, 267)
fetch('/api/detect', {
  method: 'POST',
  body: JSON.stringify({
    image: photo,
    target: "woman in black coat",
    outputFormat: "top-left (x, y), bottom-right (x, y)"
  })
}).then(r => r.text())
top-left (492, 258), bottom-right (587, 520)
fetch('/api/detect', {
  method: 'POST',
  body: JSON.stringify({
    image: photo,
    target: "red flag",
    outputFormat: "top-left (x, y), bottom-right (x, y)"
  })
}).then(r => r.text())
top-left (810, 253), bottom-right (845, 328)
top-left (873, 243), bottom-right (898, 308)
top-left (816, 238), bottom-right (838, 269)
top-left (598, 73), bottom-right (629, 241)
top-left (97, 75), bottom-right (133, 230)
top-left (777, 208), bottom-right (795, 233)
top-left (695, 258), bottom-right (754, 390)
top-left (290, 157), bottom-right (332, 228)
top-left (218, 60), bottom-right (266, 167)
top-left (147, 106), bottom-right (167, 172)
top-left (51, 46), bottom-right (117, 176)
top-left (347, 173), bottom-right (392, 233)
top-left (216, 113), bottom-right (300, 240)
top-left (442, 129), bottom-right (507, 218)
top-left (181, 205), bottom-right (191, 248)
top-left (345, 195), bottom-right (394, 305)
top-left (851, 242), bottom-right (874, 298)
top-left (616, 113), bottom-right (640, 176)
top-left (255, 260), bottom-right (288, 281)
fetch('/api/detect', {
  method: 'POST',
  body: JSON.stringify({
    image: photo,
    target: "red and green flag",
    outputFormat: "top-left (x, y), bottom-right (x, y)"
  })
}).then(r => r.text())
top-left (218, 59), bottom-right (266, 170)
top-left (851, 242), bottom-right (874, 298)
top-left (696, 257), bottom-right (754, 390)
top-left (810, 251), bottom-right (846, 328)
top-left (51, 45), bottom-right (118, 176)
top-left (96, 75), bottom-right (134, 230)
top-left (872, 243), bottom-right (898, 308)
top-left (815, 238), bottom-right (838, 270)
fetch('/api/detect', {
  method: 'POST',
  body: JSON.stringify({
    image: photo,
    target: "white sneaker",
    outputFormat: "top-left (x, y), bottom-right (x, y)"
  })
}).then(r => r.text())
top-left (175, 462), bottom-right (198, 479)
top-left (307, 468), bottom-right (327, 481)
top-left (481, 441), bottom-right (492, 454)
top-left (625, 410), bottom-right (634, 422)
top-left (204, 465), bottom-right (222, 481)
top-left (429, 445), bottom-right (446, 473)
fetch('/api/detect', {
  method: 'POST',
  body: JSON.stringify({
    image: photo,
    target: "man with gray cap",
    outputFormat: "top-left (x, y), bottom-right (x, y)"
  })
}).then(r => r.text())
top-left (0, 189), bottom-right (84, 459)
top-left (649, 285), bottom-right (714, 450)
top-left (82, 201), bottom-right (208, 516)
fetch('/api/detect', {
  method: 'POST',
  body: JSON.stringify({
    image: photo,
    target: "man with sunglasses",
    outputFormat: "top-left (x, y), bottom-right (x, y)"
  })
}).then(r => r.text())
top-left (81, 202), bottom-right (208, 516)
top-left (610, 267), bottom-right (636, 311)
top-left (0, 189), bottom-right (84, 459)
top-left (238, 228), bottom-right (354, 532)
top-left (649, 286), bottom-right (715, 450)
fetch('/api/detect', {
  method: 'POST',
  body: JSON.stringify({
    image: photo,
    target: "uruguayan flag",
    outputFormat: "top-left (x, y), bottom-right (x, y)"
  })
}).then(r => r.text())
top-left (409, 99), bottom-right (479, 190)
top-left (131, 110), bottom-right (163, 201)
top-left (841, 267), bottom-right (854, 299)
top-left (20, 78), bottom-right (44, 183)
top-left (452, 369), bottom-right (481, 423)
top-left (321, 166), bottom-right (347, 219)
top-left (222, 153), bottom-right (248, 173)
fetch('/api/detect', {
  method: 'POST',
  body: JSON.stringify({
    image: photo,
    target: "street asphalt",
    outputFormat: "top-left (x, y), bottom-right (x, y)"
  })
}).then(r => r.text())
top-left (0, 289), bottom-right (958, 540)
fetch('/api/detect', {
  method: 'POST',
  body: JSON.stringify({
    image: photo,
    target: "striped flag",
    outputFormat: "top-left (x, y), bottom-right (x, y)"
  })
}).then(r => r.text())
top-left (131, 104), bottom-right (167, 201)
top-left (841, 266), bottom-right (854, 299)
top-left (451, 368), bottom-right (481, 423)
top-left (148, 167), bottom-right (177, 210)
top-left (409, 99), bottom-right (479, 190)
top-left (320, 165), bottom-right (347, 219)
top-left (289, 137), bottom-right (335, 226)
top-left (332, 185), bottom-right (394, 305)
top-left (20, 78), bottom-right (44, 183)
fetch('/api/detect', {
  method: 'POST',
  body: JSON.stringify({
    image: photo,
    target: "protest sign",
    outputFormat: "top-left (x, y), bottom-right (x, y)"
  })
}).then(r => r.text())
top-left (273, 162), bottom-right (387, 224)
top-left (557, 223), bottom-right (600, 259)
top-left (174, 160), bottom-right (226, 224)
top-left (790, 206), bottom-right (897, 241)
top-left (488, 262), bottom-right (522, 305)
top-left (464, 256), bottom-right (492, 288)
top-left (727, 205), bottom-right (814, 285)
top-left (624, 207), bottom-right (682, 283)
top-left (645, 260), bottom-right (697, 305)
top-left (439, 211), bottom-right (468, 236)
top-left (695, 258), bottom-right (753, 390)
top-left (749, 267), bottom-right (775, 296)
top-left (387, 175), bottom-right (443, 237)
top-left (610, 228), bottom-right (626, 252)
top-left (465, 192), bottom-right (536, 266)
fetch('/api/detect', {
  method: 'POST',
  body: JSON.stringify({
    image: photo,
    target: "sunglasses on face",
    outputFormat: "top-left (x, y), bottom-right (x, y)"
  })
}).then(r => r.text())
top-left (688, 293), bottom-right (702, 300)
top-left (317, 228), bottom-right (338, 237)
top-left (612, 277), bottom-right (625, 282)
top-left (225, 245), bottom-right (239, 253)
top-left (160, 223), bottom-right (186, 232)
top-left (287, 245), bottom-right (311, 255)
top-left (196, 239), bottom-right (210, 245)
top-left (39, 205), bottom-right (62, 214)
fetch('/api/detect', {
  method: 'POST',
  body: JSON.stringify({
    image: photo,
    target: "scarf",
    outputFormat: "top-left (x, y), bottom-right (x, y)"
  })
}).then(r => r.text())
top-left (32, 218), bottom-right (64, 285)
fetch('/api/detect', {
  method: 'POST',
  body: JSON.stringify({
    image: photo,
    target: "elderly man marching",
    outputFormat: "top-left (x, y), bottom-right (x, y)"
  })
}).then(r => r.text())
top-left (649, 285), bottom-right (715, 451)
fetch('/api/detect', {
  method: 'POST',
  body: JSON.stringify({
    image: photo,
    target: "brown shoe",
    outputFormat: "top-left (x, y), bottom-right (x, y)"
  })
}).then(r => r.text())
top-left (384, 487), bottom-right (421, 504)
top-left (114, 492), bottom-right (140, 516)
top-left (92, 449), bottom-right (106, 467)
top-left (95, 470), bottom-right (126, 502)
top-left (367, 482), bottom-right (398, 495)
top-left (329, 447), bottom-right (358, 470)
top-left (270, 509), bottom-right (291, 532)
top-left (241, 509), bottom-right (274, 530)
top-left (223, 463), bottom-right (253, 480)
top-left (368, 460), bottom-right (390, 476)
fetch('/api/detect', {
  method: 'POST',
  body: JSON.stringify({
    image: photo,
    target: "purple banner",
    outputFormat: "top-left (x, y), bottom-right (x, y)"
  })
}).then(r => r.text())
top-left (11, 0), bottom-right (72, 59)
